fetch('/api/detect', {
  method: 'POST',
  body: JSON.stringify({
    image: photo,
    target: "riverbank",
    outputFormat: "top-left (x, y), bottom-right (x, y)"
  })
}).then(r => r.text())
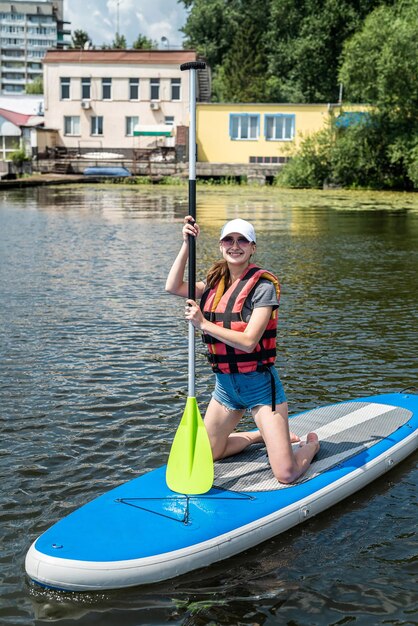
top-left (1, 171), bottom-right (417, 194)
top-left (2, 159), bottom-right (285, 187)
top-left (0, 173), bottom-right (97, 189)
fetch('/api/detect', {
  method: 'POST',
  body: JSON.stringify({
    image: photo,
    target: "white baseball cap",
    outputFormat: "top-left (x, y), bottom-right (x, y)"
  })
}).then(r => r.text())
top-left (220, 218), bottom-right (256, 243)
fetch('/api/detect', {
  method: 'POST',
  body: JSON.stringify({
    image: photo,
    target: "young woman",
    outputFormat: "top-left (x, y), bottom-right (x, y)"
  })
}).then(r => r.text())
top-left (166, 216), bottom-right (319, 484)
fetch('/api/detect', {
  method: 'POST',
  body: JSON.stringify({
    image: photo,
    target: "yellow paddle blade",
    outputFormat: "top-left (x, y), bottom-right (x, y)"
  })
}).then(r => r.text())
top-left (166, 397), bottom-right (214, 495)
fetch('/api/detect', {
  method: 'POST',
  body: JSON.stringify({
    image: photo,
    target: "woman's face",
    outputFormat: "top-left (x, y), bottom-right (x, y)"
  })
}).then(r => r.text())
top-left (219, 232), bottom-right (256, 266)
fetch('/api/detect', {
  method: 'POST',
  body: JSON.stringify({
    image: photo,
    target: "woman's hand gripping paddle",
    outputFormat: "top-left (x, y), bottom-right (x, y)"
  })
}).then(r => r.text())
top-left (166, 61), bottom-right (214, 495)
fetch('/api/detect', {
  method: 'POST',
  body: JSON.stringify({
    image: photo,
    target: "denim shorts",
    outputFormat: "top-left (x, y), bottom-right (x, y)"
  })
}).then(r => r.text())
top-left (212, 367), bottom-right (287, 411)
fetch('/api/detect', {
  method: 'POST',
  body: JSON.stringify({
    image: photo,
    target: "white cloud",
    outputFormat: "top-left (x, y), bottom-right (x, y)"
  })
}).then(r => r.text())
top-left (64, 0), bottom-right (188, 48)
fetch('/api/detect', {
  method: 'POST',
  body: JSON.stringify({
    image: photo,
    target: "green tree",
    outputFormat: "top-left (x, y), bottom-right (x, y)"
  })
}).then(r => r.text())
top-left (338, 0), bottom-right (418, 189)
top-left (339, 1), bottom-right (418, 119)
top-left (112, 33), bottom-right (127, 48)
top-left (275, 125), bottom-right (333, 188)
top-left (26, 76), bottom-right (43, 94)
top-left (277, 107), bottom-right (417, 190)
top-left (10, 147), bottom-right (30, 176)
top-left (406, 142), bottom-right (418, 188)
top-left (220, 0), bottom-right (270, 102)
top-left (180, 0), bottom-right (389, 103)
top-left (70, 29), bottom-right (92, 49)
top-left (277, 1), bottom-right (418, 190)
top-left (132, 33), bottom-right (154, 49)
top-left (180, 0), bottom-right (240, 71)
top-left (267, 0), bottom-right (389, 103)
top-left (329, 114), bottom-right (404, 189)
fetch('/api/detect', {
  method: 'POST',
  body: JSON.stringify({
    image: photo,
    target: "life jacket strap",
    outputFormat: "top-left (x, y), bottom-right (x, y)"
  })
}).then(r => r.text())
top-left (258, 364), bottom-right (276, 412)
top-left (206, 348), bottom-right (276, 365)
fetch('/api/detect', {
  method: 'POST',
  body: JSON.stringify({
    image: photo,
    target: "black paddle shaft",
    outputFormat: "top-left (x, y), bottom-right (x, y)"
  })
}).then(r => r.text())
top-left (188, 187), bottom-right (196, 302)
top-left (180, 61), bottom-right (207, 302)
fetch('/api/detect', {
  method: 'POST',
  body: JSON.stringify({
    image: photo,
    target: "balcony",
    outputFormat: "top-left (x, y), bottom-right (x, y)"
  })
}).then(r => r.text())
top-left (2, 58), bottom-right (28, 67)
top-left (1, 64), bottom-right (25, 72)
top-left (0, 18), bottom-right (25, 27)
top-left (27, 16), bottom-right (54, 24)
top-left (26, 43), bottom-right (55, 51)
top-left (1, 41), bottom-right (26, 50)
top-left (1, 76), bottom-right (27, 85)
top-left (1, 50), bottom-right (26, 58)
top-left (27, 52), bottom-right (46, 60)
top-left (26, 34), bottom-right (56, 44)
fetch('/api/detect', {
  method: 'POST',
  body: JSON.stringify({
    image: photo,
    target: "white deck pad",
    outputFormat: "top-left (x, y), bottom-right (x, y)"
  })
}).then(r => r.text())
top-left (214, 402), bottom-right (412, 492)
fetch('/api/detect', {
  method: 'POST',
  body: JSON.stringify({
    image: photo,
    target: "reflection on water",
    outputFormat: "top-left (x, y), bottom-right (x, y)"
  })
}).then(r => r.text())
top-left (0, 185), bottom-right (417, 625)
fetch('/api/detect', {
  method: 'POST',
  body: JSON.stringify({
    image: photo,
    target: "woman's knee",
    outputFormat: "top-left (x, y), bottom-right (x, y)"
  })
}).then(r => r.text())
top-left (209, 438), bottom-right (227, 461)
top-left (270, 459), bottom-right (297, 484)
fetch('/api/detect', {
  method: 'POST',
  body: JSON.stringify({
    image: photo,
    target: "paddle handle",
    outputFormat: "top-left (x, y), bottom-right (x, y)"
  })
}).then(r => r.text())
top-left (181, 61), bottom-right (206, 398)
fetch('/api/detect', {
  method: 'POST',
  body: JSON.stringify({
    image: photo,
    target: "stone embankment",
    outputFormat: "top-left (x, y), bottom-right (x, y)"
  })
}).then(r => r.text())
top-left (0, 161), bottom-right (285, 188)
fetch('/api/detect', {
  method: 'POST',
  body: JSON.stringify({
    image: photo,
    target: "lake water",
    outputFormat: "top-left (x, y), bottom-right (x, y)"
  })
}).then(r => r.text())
top-left (1, 184), bottom-right (417, 625)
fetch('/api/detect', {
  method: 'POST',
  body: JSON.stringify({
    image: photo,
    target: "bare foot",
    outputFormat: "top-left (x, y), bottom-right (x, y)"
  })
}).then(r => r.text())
top-left (300, 432), bottom-right (320, 456)
top-left (290, 431), bottom-right (300, 443)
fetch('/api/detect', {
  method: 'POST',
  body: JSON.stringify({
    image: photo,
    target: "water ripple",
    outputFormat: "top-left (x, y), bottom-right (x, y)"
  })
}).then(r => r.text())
top-left (0, 186), bottom-right (417, 624)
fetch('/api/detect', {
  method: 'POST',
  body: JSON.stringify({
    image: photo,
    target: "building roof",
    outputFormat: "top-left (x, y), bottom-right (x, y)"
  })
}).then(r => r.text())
top-left (43, 49), bottom-right (199, 65)
top-left (0, 108), bottom-right (44, 128)
top-left (0, 108), bottom-right (31, 127)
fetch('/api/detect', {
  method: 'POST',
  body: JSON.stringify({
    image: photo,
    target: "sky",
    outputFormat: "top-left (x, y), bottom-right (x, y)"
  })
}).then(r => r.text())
top-left (64, 0), bottom-right (189, 49)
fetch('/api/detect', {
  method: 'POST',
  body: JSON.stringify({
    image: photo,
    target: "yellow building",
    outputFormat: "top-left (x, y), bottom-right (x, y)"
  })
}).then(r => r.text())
top-left (196, 103), bottom-right (337, 164)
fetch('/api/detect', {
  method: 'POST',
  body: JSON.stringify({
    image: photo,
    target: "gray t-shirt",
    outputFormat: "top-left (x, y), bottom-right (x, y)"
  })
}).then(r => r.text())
top-left (241, 278), bottom-right (279, 322)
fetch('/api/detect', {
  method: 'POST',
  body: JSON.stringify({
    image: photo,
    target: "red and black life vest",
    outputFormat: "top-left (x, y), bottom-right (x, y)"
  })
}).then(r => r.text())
top-left (199, 264), bottom-right (280, 375)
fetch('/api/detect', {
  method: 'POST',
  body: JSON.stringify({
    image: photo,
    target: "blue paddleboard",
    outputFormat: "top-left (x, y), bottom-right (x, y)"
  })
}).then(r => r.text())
top-left (25, 392), bottom-right (418, 591)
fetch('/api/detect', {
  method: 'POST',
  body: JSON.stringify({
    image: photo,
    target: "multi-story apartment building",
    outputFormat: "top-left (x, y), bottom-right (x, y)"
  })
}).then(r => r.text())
top-left (42, 49), bottom-right (211, 154)
top-left (0, 0), bottom-right (69, 94)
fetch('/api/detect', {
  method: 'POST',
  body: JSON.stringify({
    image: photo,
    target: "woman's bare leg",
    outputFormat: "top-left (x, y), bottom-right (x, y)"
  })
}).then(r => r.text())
top-left (203, 398), bottom-right (301, 461)
top-left (204, 398), bottom-right (260, 460)
top-left (252, 402), bottom-right (319, 484)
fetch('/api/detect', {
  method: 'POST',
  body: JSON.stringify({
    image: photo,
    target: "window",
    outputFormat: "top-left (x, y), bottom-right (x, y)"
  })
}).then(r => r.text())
top-left (229, 114), bottom-right (259, 140)
top-left (81, 77), bottom-right (91, 100)
top-left (1, 135), bottom-right (20, 160)
top-left (102, 77), bottom-right (111, 100)
top-left (164, 116), bottom-right (174, 126)
top-left (91, 116), bottom-right (103, 135)
top-left (60, 77), bottom-right (70, 100)
top-left (126, 116), bottom-right (139, 136)
top-left (129, 78), bottom-right (139, 100)
top-left (150, 78), bottom-right (160, 100)
top-left (64, 116), bottom-right (80, 135)
top-left (264, 114), bottom-right (295, 141)
top-left (171, 78), bottom-right (181, 101)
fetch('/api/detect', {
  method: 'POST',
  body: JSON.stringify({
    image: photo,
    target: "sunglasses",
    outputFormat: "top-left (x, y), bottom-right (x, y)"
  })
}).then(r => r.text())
top-left (220, 236), bottom-right (252, 246)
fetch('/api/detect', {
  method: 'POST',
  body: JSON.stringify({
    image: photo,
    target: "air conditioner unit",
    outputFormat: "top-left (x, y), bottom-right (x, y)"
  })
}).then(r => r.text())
top-left (150, 102), bottom-right (160, 110)
top-left (81, 100), bottom-right (91, 110)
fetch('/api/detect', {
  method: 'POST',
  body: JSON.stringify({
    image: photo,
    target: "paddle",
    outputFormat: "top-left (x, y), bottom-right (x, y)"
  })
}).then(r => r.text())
top-left (166, 61), bottom-right (214, 495)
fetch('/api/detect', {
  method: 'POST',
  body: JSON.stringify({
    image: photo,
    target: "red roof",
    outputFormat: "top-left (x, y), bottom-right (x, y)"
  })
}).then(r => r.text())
top-left (0, 108), bottom-right (31, 127)
top-left (43, 49), bottom-right (198, 65)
